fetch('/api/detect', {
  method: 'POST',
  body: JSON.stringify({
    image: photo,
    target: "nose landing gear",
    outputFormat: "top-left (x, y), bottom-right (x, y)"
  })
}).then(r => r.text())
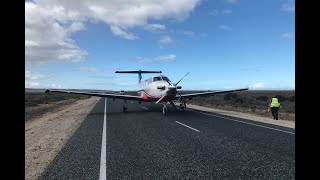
top-left (162, 104), bottom-right (167, 116)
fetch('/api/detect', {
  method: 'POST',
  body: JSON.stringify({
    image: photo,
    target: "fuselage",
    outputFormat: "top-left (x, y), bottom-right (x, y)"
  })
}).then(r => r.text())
top-left (137, 75), bottom-right (177, 102)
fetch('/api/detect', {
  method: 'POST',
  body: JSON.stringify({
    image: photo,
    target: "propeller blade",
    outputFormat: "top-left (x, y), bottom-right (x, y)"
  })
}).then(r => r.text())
top-left (175, 72), bottom-right (190, 86)
top-left (156, 96), bottom-right (166, 104)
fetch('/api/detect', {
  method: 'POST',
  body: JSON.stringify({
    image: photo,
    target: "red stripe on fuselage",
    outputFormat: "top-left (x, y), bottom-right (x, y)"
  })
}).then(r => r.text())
top-left (137, 91), bottom-right (152, 101)
top-left (137, 91), bottom-right (176, 102)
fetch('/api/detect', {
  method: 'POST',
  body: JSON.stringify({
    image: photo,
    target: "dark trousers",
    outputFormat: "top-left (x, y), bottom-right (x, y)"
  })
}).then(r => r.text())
top-left (271, 107), bottom-right (279, 120)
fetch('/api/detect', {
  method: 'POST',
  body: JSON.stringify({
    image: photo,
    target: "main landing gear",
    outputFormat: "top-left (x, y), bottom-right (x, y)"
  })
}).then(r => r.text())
top-left (123, 100), bottom-right (127, 113)
top-left (179, 99), bottom-right (187, 110)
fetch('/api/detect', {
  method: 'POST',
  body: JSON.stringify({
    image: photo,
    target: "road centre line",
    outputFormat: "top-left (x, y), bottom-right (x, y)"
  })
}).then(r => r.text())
top-left (99, 98), bottom-right (107, 180)
top-left (140, 105), bottom-right (149, 110)
top-left (189, 109), bottom-right (295, 135)
top-left (175, 121), bottom-right (200, 132)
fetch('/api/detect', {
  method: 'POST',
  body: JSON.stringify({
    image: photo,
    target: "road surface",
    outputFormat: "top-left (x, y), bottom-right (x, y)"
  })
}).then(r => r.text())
top-left (40, 98), bottom-right (295, 179)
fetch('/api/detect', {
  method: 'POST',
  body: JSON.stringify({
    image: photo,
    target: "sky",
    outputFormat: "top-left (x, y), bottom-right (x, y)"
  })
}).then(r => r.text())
top-left (25, 0), bottom-right (295, 91)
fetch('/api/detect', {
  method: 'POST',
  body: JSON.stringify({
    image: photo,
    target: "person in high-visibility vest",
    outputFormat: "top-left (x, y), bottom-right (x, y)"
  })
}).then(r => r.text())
top-left (269, 96), bottom-right (281, 120)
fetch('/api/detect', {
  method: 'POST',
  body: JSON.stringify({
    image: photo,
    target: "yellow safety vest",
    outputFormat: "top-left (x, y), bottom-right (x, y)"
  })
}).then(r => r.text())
top-left (270, 98), bottom-right (280, 107)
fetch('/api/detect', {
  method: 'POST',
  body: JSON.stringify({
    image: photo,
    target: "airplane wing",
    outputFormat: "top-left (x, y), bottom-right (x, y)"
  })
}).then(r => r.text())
top-left (45, 89), bottom-right (143, 101)
top-left (175, 88), bottom-right (249, 100)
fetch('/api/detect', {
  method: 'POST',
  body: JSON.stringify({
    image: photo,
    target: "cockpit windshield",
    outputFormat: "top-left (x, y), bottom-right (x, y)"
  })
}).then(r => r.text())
top-left (153, 76), bottom-right (171, 82)
top-left (162, 76), bottom-right (171, 82)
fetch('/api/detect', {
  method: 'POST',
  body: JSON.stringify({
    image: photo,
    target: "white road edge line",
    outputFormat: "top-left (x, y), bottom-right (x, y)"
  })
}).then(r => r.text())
top-left (189, 109), bottom-right (295, 135)
top-left (99, 98), bottom-right (107, 180)
top-left (175, 121), bottom-right (200, 132)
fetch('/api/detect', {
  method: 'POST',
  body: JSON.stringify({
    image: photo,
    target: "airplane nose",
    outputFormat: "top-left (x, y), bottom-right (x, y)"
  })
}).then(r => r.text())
top-left (168, 86), bottom-right (176, 89)
top-left (166, 86), bottom-right (177, 95)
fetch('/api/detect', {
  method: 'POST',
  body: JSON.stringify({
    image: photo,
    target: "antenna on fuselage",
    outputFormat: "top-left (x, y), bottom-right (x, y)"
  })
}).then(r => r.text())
top-left (115, 70), bottom-right (162, 84)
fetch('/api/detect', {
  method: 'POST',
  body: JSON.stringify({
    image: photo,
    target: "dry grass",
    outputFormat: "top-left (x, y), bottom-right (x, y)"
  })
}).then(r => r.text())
top-left (25, 91), bottom-right (91, 121)
top-left (184, 90), bottom-right (295, 121)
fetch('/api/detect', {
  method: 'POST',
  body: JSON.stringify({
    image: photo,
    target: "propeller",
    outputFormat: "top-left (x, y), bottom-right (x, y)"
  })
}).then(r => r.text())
top-left (175, 72), bottom-right (190, 86)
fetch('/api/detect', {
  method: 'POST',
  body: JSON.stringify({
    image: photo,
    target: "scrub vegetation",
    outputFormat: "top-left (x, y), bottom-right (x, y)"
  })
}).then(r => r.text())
top-left (25, 90), bottom-right (90, 121)
top-left (184, 90), bottom-right (295, 120)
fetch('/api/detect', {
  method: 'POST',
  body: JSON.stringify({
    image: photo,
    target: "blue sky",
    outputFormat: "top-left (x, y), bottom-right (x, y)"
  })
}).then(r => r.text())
top-left (25, 0), bottom-right (295, 90)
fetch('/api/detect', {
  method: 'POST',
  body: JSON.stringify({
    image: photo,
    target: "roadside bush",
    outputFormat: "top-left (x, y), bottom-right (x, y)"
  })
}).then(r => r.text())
top-left (256, 96), bottom-right (269, 101)
top-left (234, 97), bottom-right (244, 104)
top-left (288, 95), bottom-right (295, 102)
top-left (25, 100), bottom-right (37, 107)
top-left (224, 93), bottom-right (238, 100)
top-left (276, 95), bottom-right (287, 102)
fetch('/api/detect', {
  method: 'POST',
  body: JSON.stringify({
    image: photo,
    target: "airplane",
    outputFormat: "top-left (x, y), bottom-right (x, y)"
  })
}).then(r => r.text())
top-left (45, 70), bottom-right (248, 115)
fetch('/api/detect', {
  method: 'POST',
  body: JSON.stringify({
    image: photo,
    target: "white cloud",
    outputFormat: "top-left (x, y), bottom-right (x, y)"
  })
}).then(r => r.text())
top-left (110, 25), bottom-right (138, 40)
top-left (222, 9), bottom-right (232, 14)
top-left (25, 40), bottom-right (39, 47)
top-left (88, 82), bottom-right (136, 86)
top-left (26, 0), bottom-right (200, 63)
top-left (281, 1), bottom-right (295, 12)
top-left (225, 0), bottom-right (238, 4)
top-left (250, 83), bottom-right (265, 89)
top-left (49, 84), bottom-right (63, 88)
top-left (73, 67), bottom-right (97, 72)
top-left (182, 31), bottom-right (195, 37)
top-left (158, 35), bottom-right (173, 47)
top-left (68, 22), bottom-right (85, 32)
top-left (25, 82), bottom-right (40, 88)
top-left (137, 54), bottom-right (176, 63)
top-left (219, 25), bottom-right (232, 31)
top-left (281, 32), bottom-right (294, 39)
top-left (25, 70), bottom-right (47, 81)
top-left (25, 2), bottom-right (87, 64)
top-left (89, 75), bottom-right (114, 79)
top-left (144, 24), bottom-right (166, 32)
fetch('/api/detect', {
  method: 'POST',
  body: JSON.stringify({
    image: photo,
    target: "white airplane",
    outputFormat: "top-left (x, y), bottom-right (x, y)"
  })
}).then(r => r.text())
top-left (45, 70), bottom-right (248, 115)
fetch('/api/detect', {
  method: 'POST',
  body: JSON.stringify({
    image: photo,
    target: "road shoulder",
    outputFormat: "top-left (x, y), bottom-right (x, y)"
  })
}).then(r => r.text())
top-left (187, 103), bottom-right (295, 129)
top-left (25, 97), bottom-right (100, 180)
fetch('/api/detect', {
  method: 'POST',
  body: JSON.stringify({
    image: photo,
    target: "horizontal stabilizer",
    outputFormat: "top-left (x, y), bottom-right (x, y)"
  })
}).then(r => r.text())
top-left (115, 70), bottom-right (161, 74)
top-left (115, 70), bottom-right (162, 84)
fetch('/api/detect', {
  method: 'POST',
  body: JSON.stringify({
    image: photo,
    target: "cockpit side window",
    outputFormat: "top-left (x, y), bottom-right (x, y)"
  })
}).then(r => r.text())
top-left (153, 77), bottom-right (162, 82)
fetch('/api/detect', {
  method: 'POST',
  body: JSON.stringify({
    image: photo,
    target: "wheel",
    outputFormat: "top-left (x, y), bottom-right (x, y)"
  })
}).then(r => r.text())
top-left (162, 107), bottom-right (167, 116)
top-left (123, 106), bottom-right (127, 113)
top-left (179, 103), bottom-right (185, 110)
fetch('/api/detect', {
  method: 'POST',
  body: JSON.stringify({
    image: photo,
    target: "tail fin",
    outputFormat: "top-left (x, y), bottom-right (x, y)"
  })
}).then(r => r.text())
top-left (115, 70), bottom-right (162, 84)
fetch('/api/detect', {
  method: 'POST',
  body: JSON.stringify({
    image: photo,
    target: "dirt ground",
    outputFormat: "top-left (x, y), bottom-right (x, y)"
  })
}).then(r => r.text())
top-left (187, 103), bottom-right (295, 129)
top-left (25, 97), bottom-right (100, 180)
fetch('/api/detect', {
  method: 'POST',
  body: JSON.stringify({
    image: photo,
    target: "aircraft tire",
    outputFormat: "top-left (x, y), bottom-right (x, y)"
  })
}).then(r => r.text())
top-left (163, 107), bottom-right (167, 116)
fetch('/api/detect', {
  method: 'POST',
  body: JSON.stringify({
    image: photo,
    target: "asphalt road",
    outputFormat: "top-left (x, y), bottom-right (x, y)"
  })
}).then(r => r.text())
top-left (40, 98), bottom-right (295, 179)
